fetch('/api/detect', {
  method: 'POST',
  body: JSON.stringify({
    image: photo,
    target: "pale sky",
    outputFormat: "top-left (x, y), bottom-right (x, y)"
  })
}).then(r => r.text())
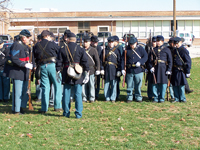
top-left (8, 0), bottom-right (200, 12)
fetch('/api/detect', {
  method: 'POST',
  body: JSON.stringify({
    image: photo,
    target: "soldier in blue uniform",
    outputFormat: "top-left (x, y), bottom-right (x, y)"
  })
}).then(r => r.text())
top-left (113, 35), bottom-right (124, 100)
top-left (122, 37), bottom-right (148, 102)
top-left (167, 37), bottom-right (175, 100)
top-left (34, 34), bottom-right (42, 103)
top-left (148, 35), bottom-right (173, 103)
top-left (3, 29), bottom-right (34, 114)
top-left (171, 37), bottom-right (191, 103)
top-left (0, 38), bottom-right (10, 103)
top-left (145, 36), bottom-right (157, 100)
top-left (82, 36), bottom-right (100, 103)
top-left (90, 35), bottom-right (102, 101)
top-left (100, 36), bottom-right (121, 103)
top-left (34, 30), bottom-right (62, 113)
top-left (49, 31), bottom-right (62, 107)
top-left (57, 32), bottom-right (89, 118)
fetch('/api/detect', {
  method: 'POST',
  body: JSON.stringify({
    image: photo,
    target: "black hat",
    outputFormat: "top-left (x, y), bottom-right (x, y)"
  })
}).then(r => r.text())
top-left (37, 34), bottom-right (42, 40)
top-left (91, 35), bottom-right (99, 42)
top-left (0, 38), bottom-right (3, 44)
top-left (152, 36), bottom-right (157, 42)
top-left (174, 37), bottom-right (181, 43)
top-left (128, 37), bottom-right (138, 45)
top-left (41, 30), bottom-right (50, 37)
top-left (20, 29), bottom-right (32, 37)
top-left (107, 36), bottom-right (115, 42)
top-left (168, 37), bottom-right (174, 43)
top-left (113, 35), bottom-right (119, 41)
top-left (64, 29), bottom-right (71, 36)
top-left (67, 32), bottom-right (76, 38)
top-left (50, 32), bottom-right (55, 38)
top-left (181, 37), bottom-right (185, 42)
top-left (83, 36), bottom-right (91, 42)
top-left (157, 35), bottom-right (164, 41)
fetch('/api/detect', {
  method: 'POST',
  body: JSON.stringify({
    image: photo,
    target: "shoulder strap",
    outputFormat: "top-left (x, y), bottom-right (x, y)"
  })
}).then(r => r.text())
top-left (38, 41), bottom-right (50, 58)
top-left (86, 47), bottom-right (95, 65)
top-left (176, 47), bottom-right (185, 65)
top-left (105, 45), bottom-right (119, 59)
top-left (64, 42), bottom-right (77, 63)
top-left (132, 45), bottom-right (141, 59)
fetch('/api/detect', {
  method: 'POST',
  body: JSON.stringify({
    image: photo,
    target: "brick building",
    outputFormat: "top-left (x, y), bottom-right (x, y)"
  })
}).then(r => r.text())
top-left (1, 10), bottom-right (200, 44)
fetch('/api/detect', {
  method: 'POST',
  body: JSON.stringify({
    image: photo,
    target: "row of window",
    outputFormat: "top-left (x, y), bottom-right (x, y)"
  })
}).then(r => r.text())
top-left (116, 20), bottom-right (200, 38)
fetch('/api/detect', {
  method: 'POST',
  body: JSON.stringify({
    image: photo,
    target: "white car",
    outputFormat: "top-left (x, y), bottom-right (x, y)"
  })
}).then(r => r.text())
top-left (176, 30), bottom-right (193, 47)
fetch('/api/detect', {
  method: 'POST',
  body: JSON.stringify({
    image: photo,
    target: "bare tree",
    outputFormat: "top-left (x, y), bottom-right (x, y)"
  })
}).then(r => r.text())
top-left (0, 0), bottom-right (12, 24)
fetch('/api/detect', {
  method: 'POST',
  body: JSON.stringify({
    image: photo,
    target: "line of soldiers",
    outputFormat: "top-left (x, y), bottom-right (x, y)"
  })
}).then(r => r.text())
top-left (0, 29), bottom-right (192, 118)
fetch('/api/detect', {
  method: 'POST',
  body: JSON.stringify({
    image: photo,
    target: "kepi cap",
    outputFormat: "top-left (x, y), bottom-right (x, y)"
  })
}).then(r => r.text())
top-left (20, 29), bottom-right (32, 37)
top-left (41, 30), bottom-right (50, 37)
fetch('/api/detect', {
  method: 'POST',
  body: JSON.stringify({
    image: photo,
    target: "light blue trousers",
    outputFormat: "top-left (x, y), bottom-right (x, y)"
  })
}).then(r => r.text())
top-left (40, 63), bottom-right (62, 111)
top-left (12, 80), bottom-right (28, 112)
top-left (152, 83), bottom-right (167, 102)
top-left (173, 85), bottom-right (186, 102)
top-left (126, 72), bottom-right (143, 101)
top-left (62, 83), bottom-right (83, 118)
top-left (82, 74), bottom-right (95, 101)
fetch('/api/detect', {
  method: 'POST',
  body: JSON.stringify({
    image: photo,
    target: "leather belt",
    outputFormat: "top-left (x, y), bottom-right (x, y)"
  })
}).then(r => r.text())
top-left (104, 61), bottom-right (117, 68)
top-left (41, 57), bottom-right (56, 64)
top-left (127, 64), bottom-right (136, 68)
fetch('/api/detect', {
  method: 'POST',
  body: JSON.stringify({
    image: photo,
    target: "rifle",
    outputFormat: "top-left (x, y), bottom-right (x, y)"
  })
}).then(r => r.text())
top-left (145, 31), bottom-right (152, 86)
top-left (80, 35), bottom-right (82, 47)
top-left (58, 29), bottom-right (60, 46)
top-left (167, 75), bottom-right (171, 101)
top-left (101, 33), bottom-right (105, 88)
top-left (149, 30), bottom-right (157, 84)
top-left (27, 43), bottom-right (34, 110)
top-left (122, 50), bottom-right (127, 88)
top-left (122, 34), bottom-right (127, 88)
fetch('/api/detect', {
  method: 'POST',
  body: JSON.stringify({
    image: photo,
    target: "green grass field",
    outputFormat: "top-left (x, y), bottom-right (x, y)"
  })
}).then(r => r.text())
top-left (0, 58), bottom-right (200, 150)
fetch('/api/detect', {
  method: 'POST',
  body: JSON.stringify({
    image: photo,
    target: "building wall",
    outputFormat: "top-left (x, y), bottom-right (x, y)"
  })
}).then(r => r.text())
top-left (9, 11), bottom-right (200, 18)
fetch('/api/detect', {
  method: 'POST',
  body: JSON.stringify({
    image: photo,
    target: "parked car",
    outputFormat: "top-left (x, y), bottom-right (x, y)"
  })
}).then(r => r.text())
top-left (170, 30), bottom-right (193, 47)
top-left (0, 34), bottom-right (13, 43)
top-left (97, 32), bottom-right (111, 41)
top-left (122, 34), bottom-right (135, 42)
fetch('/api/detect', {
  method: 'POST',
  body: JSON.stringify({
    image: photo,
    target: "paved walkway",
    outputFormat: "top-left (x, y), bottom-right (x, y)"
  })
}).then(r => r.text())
top-left (188, 45), bottom-right (200, 58)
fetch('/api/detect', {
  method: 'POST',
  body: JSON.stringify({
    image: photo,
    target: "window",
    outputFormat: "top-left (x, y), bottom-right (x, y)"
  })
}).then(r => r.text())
top-left (185, 20), bottom-right (193, 32)
top-left (49, 28), bottom-right (57, 33)
top-left (98, 26), bottom-right (109, 32)
top-left (132, 21), bottom-right (139, 38)
top-left (124, 21), bottom-right (131, 33)
top-left (116, 21), bottom-right (123, 38)
top-left (178, 20), bottom-right (185, 31)
top-left (59, 28), bottom-right (68, 33)
top-left (194, 20), bottom-right (200, 37)
top-left (78, 21), bottom-right (90, 29)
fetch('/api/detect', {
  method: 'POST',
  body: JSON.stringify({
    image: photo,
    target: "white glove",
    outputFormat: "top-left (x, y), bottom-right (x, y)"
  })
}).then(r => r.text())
top-left (135, 62), bottom-right (141, 67)
top-left (150, 67), bottom-right (155, 73)
top-left (83, 71), bottom-right (90, 84)
top-left (95, 70), bottom-right (100, 75)
top-left (166, 71), bottom-right (171, 75)
top-left (186, 73), bottom-right (190, 78)
top-left (25, 63), bottom-right (33, 70)
top-left (145, 69), bottom-right (148, 74)
top-left (100, 70), bottom-right (104, 75)
top-left (116, 71), bottom-right (121, 77)
top-left (122, 70), bottom-right (126, 76)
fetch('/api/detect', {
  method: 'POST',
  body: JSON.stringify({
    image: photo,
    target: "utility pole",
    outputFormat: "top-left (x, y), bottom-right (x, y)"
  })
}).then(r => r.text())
top-left (173, 0), bottom-right (176, 37)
